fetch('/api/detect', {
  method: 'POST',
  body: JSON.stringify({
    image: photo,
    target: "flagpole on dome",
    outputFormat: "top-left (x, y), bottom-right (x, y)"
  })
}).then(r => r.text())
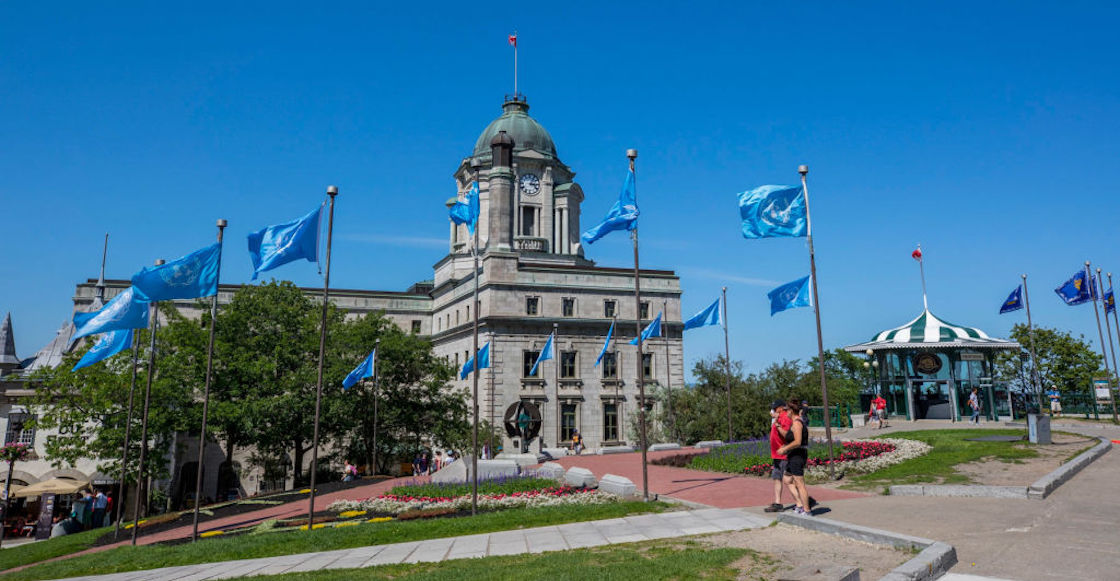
top-left (722, 286), bottom-right (733, 442)
top-left (1087, 262), bottom-right (1118, 421)
top-left (471, 159), bottom-right (482, 516)
top-left (628, 149), bottom-right (650, 501)
top-left (1097, 268), bottom-right (1118, 385)
top-left (1020, 274), bottom-right (1044, 407)
top-left (509, 32), bottom-right (518, 98)
top-left (131, 259), bottom-right (164, 546)
top-left (913, 245), bottom-right (928, 311)
top-left (799, 165), bottom-right (837, 478)
top-left (192, 219), bottom-right (227, 542)
top-left (307, 186), bottom-right (339, 532)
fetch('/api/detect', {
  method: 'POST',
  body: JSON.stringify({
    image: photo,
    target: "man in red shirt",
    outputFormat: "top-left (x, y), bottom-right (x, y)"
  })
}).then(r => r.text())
top-left (870, 393), bottom-right (888, 429)
top-left (765, 400), bottom-right (794, 512)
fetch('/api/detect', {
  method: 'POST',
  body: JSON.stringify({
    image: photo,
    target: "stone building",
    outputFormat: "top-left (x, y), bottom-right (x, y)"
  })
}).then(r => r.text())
top-left (2, 94), bottom-right (683, 502)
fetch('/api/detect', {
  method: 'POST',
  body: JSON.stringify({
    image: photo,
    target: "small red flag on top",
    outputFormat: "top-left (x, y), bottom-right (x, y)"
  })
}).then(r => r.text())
top-left (911, 247), bottom-right (922, 261)
top-left (508, 34), bottom-right (517, 47)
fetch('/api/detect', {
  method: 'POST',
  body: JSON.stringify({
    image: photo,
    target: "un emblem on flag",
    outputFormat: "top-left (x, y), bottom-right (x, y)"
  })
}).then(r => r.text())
top-left (761, 190), bottom-right (798, 227)
top-left (159, 256), bottom-right (202, 288)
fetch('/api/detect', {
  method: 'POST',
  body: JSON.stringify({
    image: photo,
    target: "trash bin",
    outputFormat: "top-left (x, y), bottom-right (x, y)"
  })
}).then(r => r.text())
top-left (1027, 413), bottom-right (1051, 444)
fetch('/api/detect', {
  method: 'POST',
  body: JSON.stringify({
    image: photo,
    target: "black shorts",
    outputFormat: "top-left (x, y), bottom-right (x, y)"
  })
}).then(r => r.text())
top-left (785, 450), bottom-right (808, 477)
top-left (770, 459), bottom-right (788, 479)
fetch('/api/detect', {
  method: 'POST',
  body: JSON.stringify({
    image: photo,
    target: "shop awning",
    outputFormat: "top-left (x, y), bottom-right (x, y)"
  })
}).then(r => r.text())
top-left (845, 309), bottom-right (1020, 352)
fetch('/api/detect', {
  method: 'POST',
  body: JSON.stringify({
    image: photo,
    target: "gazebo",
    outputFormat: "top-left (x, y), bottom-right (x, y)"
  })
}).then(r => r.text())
top-left (844, 310), bottom-right (1021, 421)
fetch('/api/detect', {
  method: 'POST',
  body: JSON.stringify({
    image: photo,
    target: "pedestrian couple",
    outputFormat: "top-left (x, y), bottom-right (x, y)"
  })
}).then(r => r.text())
top-left (765, 399), bottom-right (817, 516)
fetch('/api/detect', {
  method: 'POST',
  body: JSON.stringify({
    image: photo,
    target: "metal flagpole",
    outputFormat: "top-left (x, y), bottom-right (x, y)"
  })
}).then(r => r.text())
top-left (800, 165), bottom-right (837, 477)
top-left (489, 332), bottom-right (496, 459)
top-left (1098, 269), bottom-right (1118, 382)
top-left (663, 299), bottom-right (673, 442)
top-left (114, 330), bottom-right (140, 540)
top-left (372, 338), bottom-right (380, 476)
top-left (554, 323), bottom-right (561, 449)
top-left (471, 160), bottom-right (482, 516)
top-left (916, 244), bottom-right (929, 311)
top-left (131, 259), bottom-right (163, 546)
top-left (1021, 275), bottom-right (1043, 407)
top-left (192, 219), bottom-right (227, 542)
top-left (722, 287), bottom-right (732, 442)
top-left (513, 32), bottom-right (518, 96)
top-left (1085, 261), bottom-right (1117, 421)
top-left (307, 186), bottom-right (339, 532)
top-left (628, 149), bottom-right (649, 501)
top-left (1109, 273), bottom-right (1120, 377)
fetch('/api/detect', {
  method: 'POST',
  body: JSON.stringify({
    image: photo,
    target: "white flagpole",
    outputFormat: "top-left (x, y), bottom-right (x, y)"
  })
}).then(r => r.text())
top-left (917, 244), bottom-right (929, 311)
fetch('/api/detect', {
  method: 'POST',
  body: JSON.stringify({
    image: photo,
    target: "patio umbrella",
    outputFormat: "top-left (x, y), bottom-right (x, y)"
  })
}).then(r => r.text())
top-left (13, 478), bottom-right (89, 498)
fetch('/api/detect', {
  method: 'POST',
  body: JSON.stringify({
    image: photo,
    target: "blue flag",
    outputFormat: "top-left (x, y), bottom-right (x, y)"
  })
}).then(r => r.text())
top-left (459, 341), bottom-right (491, 379)
top-left (1106, 287), bottom-right (1115, 315)
top-left (248, 206), bottom-right (322, 280)
top-left (630, 312), bottom-right (663, 345)
top-left (768, 276), bottom-right (812, 316)
top-left (132, 243), bottom-right (221, 301)
top-left (684, 298), bottom-right (721, 330)
top-left (581, 169), bottom-right (638, 245)
top-left (529, 333), bottom-right (555, 376)
top-left (72, 330), bottom-right (132, 371)
top-left (342, 349), bottom-right (376, 389)
top-left (595, 320), bottom-right (615, 366)
top-left (1055, 269), bottom-right (1095, 306)
top-left (72, 286), bottom-right (151, 342)
top-left (999, 285), bottom-right (1024, 314)
top-left (738, 185), bottom-right (808, 239)
top-left (449, 181), bottom-right (481, 237)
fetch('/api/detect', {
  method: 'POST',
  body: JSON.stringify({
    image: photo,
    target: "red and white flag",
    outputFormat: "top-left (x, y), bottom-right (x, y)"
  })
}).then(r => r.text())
top-left (508, 34), bottom-right (517, 47)
top-left (911, 246), bottom-right (922, 261)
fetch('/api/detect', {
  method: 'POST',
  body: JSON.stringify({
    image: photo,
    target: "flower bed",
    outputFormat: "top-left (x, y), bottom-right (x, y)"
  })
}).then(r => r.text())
top-left (692, 438), bottom-right (931, 481)
top-left (328, 486), bottom-right (619, 515)
top-left (389, 475), bottom-right (557, 499)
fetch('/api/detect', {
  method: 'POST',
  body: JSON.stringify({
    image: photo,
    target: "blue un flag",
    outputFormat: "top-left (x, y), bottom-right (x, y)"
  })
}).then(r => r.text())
top-left (72, 286), bottom-right (150, 341)
top-left (768, 276), bottom-right (812, 316)
top-left (529, 333), bottom-right (555, 376)
top-left (684, 298), bottom-right (721, 331)
top-left (1106, 287), bottom-right (1115, 315)
top-left (248, 206), bottom-right (323, 280)
top-left (582, 169), bottom-right (638, 245)
top-left (449, 181), bottom-right (481, 237)
top-left (342, 349), bottom-right (376, 389)
top-left (72, 329), bottom-right (132, 371)
top-left (132, 243), bottom-right (221, 301)
top-left (999, 285), bottom-right (1024, 314)
top-left (459, 341), bottom-right (491, 379)
top-left (738, 185), bottom-right (808, 239)
top-left (1055, 269), bottom-right (1095, 306)
top-left (595, 320), bottom-right (615, 366)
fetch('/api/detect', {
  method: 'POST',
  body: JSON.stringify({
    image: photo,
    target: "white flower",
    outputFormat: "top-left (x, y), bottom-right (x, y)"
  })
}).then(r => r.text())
top-left (805, 438), bottom-right (931, 480)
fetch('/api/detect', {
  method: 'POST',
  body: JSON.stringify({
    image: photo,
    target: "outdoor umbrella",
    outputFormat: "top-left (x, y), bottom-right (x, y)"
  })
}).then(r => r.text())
top-left (13, 478), bottom-right (89, 498)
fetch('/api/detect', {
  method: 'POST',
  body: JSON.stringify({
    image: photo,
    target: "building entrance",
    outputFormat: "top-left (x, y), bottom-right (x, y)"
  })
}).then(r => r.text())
top-left (912, 380), bottom-right (953, 419)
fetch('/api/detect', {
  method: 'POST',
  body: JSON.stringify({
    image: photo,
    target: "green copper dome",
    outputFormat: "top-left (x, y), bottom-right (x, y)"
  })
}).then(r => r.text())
top-left (473, 98), bottom-right (557, 159)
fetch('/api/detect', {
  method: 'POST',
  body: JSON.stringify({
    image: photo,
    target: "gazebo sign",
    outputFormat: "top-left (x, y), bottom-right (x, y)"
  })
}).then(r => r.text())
top-left (960, 353), bottom-right (984, 362)
top-left (913, 353), bottom-right (942, 375)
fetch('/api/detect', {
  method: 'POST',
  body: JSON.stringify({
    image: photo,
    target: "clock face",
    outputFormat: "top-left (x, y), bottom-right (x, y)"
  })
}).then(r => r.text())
top-left (519, 173), bottom-right (541, 195)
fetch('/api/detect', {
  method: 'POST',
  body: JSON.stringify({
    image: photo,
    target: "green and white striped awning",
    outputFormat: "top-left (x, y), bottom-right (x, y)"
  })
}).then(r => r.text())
top-left (844, 310), bottom-right (1020, 352)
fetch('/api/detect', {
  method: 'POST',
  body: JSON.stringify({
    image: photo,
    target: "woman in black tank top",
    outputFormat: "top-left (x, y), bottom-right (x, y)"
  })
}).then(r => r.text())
top-left (777, 400), bottom-right (813, 516)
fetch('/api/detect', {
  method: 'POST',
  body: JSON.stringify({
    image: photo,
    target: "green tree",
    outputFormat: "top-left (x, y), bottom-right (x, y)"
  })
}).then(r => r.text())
top-left (995, 323), bottom-right (1104, 395)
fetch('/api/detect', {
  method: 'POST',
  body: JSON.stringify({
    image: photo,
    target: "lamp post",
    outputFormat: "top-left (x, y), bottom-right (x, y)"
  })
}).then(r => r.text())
top-left (864, 349), bottom-right (879, 417)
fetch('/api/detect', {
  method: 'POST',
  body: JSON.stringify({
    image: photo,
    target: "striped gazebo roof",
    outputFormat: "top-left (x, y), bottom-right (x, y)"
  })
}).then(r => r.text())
top-left (844, 310), bottom-right (1020, 352)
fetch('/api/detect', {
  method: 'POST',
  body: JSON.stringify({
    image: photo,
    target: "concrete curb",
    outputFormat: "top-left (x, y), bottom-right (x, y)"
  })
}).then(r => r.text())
top-left (777, 513), bottom-right (957, 581)
top-left (887, 437), bottom-right (1111, 500)
top-left (1027, 437), bottom-right (1111, 499)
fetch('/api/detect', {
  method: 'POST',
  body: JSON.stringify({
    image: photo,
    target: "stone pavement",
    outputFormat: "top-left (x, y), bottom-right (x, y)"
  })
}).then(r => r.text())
top-left (44, 508), bottom-right (774, 581)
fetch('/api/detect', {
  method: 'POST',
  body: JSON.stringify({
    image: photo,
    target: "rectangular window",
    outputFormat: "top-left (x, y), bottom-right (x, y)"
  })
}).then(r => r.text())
top-left (454, 353), bottom-right (460, 368)
top-left (562, 297), bottom-right (575, 317)
top-left (466, 305), bottom-right (470, 320)
top-left (411, 320), bottom-right (421, 334)
top-left (521, 206), bottom-right (536, 237)
top-left (642, 353), bottom-right (653, 379)
top-left (561, 403), bottom-right (577, 442)
top-left (523, 350), bottom-right (541, 378)
top-left (560, 351), bottom-right (577, 378)
top-left (456, 310), bottom-right (460, 325)
top-left (4, 413), bottom-right (35, 446)
top-left (603, 300), bottom-right (617, 318)
top-left (603, 403), bottom-right (619, 442)
top-left (526, 297), bottom-right (539, 315)
top-left (601, 352), bottom-right (618, 379)
top-left (640, 301), bottom-right (650, 319)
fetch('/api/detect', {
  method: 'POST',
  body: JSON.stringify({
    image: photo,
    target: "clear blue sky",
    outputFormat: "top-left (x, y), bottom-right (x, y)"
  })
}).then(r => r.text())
top-left (3, 2), bottom-right (1119, 379)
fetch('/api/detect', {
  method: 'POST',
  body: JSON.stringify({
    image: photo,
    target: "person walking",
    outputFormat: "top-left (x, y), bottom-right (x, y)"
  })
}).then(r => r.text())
top-left (969, 388), bottom-right (982, 424)
top-left (1047, 386), bottom-right (1062, 417)
top-left (571, 430), bottom-right (583, 455)
top-left (91, 489), bottom-right (108, 529)
top-left (777, 400), bottom-right (814, 516)
top-left (765, 400), bottom-right (795, 512)
top-left (419, 452), bottom-right (429, 476)
top-left (870, 392), bottom-right (888, 429)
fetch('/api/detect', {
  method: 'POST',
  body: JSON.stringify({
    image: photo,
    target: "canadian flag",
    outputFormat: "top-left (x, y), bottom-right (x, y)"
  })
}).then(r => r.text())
top-left (508, 34), bottom-right (517, 47)
top-left (911, 247), bottom-right (922, 261)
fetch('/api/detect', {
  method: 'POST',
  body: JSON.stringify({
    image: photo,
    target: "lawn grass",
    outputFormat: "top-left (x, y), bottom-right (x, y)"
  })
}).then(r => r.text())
top-left (389, 475), bottom-right (561, 498)
top-left (5, 501), bottom-right (671, 581)
top-left (845, 428), bottom-right (1036, 489)
top-left (0, 528), bottom-right (103, 572)
top-left (237, 540), bottom-right (750, 581)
